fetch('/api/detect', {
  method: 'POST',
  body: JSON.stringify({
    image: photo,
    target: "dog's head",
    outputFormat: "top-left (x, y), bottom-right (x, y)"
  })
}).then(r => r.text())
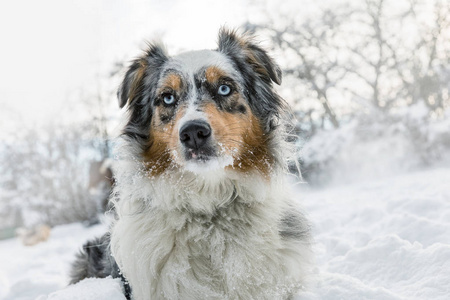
top-left (118, 29), bottom-right (289, 178)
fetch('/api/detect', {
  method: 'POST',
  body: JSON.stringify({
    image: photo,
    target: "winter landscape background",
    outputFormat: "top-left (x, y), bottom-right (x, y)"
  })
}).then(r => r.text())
top-left (1, 0), bottom-right (449, 299)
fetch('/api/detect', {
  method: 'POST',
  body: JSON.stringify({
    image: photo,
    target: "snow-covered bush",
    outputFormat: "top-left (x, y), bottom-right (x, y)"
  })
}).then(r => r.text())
top-left (0, 123), bottom-right (106, 229)
top-left (301, 103), bottom-right (450, 185)
top-left (245, 0), bottom-right (450, 185)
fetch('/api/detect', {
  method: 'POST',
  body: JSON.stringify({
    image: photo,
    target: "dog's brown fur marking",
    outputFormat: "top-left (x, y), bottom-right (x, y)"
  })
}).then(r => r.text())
top-left (128, 59), bottom-right (148, 105)
top-left (205, 66), bottom-right (226, 84)
top-left (161, 73), bottom-right (183, 92)
top-left (202, 102), bottom-right (273, 177)
top-left (143, 106), bottom-right (186, 177)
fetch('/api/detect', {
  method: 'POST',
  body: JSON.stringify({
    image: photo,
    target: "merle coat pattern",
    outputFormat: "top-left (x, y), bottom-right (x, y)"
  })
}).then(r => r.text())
top-left (70, 29), bottom-right (312, 300)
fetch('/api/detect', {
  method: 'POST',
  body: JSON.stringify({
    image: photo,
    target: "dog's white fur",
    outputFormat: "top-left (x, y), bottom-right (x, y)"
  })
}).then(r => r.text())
top-left (110, 136), bottom-right (312, 300)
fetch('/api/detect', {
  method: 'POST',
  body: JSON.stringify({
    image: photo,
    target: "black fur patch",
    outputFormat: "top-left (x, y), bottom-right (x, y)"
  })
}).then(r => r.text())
top-left (236, 104), bottom-right (247, 114)
top-left (70, 234), bottom-right (132, 299)
top-left (279, 211), bottom-right (310, 240)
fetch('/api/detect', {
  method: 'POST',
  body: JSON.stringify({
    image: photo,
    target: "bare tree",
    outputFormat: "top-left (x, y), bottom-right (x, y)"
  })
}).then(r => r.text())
top-left (342, 0), bottom-right (450, 112)
top-left (246, 0), bottom-right (450, 135)
top-left (0, 123), bottom-right (100, 228)
top-left (246, 8), bottom-right (346, 130)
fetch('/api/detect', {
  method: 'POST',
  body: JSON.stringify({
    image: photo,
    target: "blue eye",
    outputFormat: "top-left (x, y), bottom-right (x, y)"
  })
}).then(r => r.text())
top-left (163, 93), bottom-right (176, 105)
top-left (217, 84), bottom-right (231, 96)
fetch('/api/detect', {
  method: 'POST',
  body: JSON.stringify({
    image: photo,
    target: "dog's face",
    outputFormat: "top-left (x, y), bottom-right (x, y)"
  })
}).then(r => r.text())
top-left (118, 29), bottom-right (285, 178)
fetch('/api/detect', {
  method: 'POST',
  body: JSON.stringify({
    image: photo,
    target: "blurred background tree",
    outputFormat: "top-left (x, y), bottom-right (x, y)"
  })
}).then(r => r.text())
top-left (247, 0), bottom-right (449, 130)
top-left (245, 0), bottom-right (450, 184)
top-left (0, 72), bottom-right (120, 231)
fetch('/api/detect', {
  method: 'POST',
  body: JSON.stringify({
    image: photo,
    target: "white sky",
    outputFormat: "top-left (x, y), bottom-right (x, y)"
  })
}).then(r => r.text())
top-left (0, 0), bottom-right (257, 132)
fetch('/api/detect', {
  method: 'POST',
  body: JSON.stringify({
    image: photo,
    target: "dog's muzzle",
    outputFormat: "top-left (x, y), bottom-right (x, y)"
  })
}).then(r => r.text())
top-left (179, 119), bottom-right (215, 161)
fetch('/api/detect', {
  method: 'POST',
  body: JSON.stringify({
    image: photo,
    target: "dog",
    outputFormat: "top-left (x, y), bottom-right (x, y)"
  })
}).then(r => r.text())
top-left (70, 28), bottom-right (312, 300)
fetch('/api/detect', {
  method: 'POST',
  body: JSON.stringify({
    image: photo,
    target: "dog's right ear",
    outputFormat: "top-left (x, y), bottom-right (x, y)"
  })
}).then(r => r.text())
top-left (117, 43), bottom-right (168, 108)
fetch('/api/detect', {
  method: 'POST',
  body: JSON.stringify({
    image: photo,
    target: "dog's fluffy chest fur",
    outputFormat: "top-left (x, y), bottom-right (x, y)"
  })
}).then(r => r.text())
top-left (111, 169), bottom-right (310, 300)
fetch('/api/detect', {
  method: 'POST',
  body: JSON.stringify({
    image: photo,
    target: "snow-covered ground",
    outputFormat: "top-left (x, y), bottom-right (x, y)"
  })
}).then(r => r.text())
top-left (1, 167), bottom-right (449, 299)
top-left (0, 223), bottom-right (108, 300)
top-left (296, 167), bottom-right (450, 300)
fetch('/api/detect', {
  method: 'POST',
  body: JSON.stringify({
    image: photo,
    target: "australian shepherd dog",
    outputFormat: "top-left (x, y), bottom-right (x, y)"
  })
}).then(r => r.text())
top-left (70, 29), bottom-right (312, 300)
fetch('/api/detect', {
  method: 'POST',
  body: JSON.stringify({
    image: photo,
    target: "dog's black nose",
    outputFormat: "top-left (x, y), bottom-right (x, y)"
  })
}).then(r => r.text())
top-left (179, 120), bottom-right (212, 150)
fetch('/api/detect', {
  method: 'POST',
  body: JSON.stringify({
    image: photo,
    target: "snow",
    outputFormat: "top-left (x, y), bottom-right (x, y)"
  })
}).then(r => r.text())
top-left (295, 167), bottom-right (450, 300)
top-left (37, 278), bottom-right (125, 300)
top-left (0, 223), bottom-right (107, 300)
top-left (1, 168), bottom-right (449, 299)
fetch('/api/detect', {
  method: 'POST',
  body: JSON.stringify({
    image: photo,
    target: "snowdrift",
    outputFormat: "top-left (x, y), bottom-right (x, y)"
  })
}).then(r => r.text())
top-left (1, 168), bottom-right (449, 299)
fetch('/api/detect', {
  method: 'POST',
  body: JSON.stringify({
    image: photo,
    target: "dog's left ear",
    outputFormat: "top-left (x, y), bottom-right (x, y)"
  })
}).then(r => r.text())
top-left (217, 28), bottom-right (282, 85)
